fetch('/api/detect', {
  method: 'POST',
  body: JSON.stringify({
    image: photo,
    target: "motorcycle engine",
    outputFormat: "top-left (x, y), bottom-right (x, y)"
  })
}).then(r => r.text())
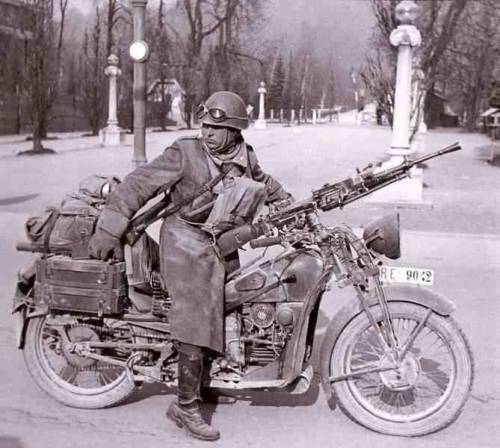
top-left (225, 302), bottom-right (297, 367)
top-left (223, 249), bottom-right (323, 370)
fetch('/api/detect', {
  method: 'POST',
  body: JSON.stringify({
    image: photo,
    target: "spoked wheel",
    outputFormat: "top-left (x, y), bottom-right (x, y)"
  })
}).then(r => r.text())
top-left (23, 315), bottom-right (136, 409)
top-left (324, 302), bottom-right (473, 436)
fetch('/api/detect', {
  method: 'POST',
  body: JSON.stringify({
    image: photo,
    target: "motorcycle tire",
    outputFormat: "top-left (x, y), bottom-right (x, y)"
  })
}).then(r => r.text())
top-left (321, 302), bottom-right (474, 436)
top-left (23, 316), bottom-right (136, 409)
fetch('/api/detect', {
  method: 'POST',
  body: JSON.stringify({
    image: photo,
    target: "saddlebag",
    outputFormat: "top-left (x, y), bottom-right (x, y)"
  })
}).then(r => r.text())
top-left (34, 256), bottom-right (127, 316)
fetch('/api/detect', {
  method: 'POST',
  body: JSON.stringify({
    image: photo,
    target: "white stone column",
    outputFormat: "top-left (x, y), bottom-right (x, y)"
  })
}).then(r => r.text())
top-left (368, 0), bottom-right (426, 204)
top-left (255, 81), bottom-right (267, 130)
top-left (312, 109), bottom-right (317, 125)
top-left (389, 27), bottom-right (422, 159)
top-left (100, 54), bottom-right (126, 147)
top-left (270, 109), bottom-right (274, 121)
top-left (291, 109), bottom-right (296, 123)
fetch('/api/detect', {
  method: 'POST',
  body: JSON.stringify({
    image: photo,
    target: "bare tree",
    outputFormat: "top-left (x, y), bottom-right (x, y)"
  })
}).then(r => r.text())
top-left (173, 0), bottom-right (266, 127)
top-left (0, 24), bottom-right (25, 134)
top-left (267, 52), bottom-right (286, 112)
top-left (21, 0), bottom-right (70, 154)
top-left (361, 47), bottom-right (395, 126)
top-left (149, 0), bottom-right (173, 131)
top-left (439, 0), bottom-right (500, 130)
top-left (78, 6), bottom-right (107, 136)
top-left (282, 50), bottom-right (297, 123)
top-left (56, 0), bottom-right (69, 64)
top-left (105, 0), bottom-right (124, 55)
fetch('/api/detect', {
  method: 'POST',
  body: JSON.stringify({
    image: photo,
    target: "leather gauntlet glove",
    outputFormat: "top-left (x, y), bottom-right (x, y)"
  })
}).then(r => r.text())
top-left (88, 229), bottom-right (124, 261)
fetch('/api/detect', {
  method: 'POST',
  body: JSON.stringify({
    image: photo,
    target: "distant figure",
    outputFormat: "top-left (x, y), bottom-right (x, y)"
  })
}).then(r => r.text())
top-left (376, 106), bottom-right (383, 125)
top-left (246, 104), bottom-right (254, 122)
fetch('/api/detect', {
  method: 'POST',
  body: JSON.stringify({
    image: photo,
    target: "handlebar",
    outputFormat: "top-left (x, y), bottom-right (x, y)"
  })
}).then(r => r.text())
top-left (16, 242), bottom-right (37, 252)
top-left (16, 241), bottom-right (71, 254)
top-left (249, 236), bottom-right (282, 249)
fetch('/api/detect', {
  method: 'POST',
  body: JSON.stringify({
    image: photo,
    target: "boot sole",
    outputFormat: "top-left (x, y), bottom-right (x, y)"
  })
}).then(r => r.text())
top-left (166, 408), bottom-right (220, 441)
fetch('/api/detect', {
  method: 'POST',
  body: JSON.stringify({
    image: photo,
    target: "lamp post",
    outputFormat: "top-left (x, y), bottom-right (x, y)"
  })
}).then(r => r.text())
top-left (255, 81), bottom-right (267, 130)
top-left (130, 0), bottom-right (149, 166)
top-left (100, 54), bottom-right (125, 146)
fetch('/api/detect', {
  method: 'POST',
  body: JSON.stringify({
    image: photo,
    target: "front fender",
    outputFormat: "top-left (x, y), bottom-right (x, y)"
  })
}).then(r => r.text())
top-left (375, 284), bottom-right (455, 315)
top-left (319, 284), bottom-right (456, 393)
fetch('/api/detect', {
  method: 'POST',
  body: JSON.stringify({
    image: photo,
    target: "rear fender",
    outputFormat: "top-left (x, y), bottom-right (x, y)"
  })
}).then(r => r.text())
top-left (12, 262), bottom-right (43, 349)
top-left (13, 301), bottom-right (48, 349)
top-left (319, 284), bottom-right (456, 392)
top-left (12, 306), bottom-right (27, 349)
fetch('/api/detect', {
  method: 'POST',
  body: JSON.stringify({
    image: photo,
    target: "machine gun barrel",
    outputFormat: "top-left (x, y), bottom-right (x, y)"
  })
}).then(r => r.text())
top-left (411, 141), bottom-right (461, 165)
top-left (313, 142), bottom-right (461, 212)
top-left (371, 141), bottom-right (461, 183)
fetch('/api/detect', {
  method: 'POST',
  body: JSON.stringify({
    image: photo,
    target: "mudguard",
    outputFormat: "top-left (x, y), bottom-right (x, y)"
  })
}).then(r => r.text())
top-left (12, 306), bottom-right (27, 349)
top-left (13, 274), bottom-right (43, 349)
top-left (13, 304), bottom-right (47, 349)
top-left (319, 284), bottom-right (456, 393)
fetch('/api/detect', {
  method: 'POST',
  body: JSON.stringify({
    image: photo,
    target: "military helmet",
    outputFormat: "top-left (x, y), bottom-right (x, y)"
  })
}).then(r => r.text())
top-left (197, 91), bottom-right (249, 130)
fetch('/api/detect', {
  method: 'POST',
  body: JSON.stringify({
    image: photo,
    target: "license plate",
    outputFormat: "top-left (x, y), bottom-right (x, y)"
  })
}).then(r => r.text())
top-left (379, 266), bottom-right (434, 286)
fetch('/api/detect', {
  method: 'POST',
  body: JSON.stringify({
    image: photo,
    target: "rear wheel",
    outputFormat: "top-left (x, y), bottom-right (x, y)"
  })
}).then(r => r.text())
top-left (323, 302), bottom-right (473, 436)
top-left (23, 315), bottom-right (136, 409)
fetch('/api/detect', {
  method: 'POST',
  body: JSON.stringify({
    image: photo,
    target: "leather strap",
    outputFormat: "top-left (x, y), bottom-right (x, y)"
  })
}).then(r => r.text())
top-left (131, 162), bottom-right (234, 236)
top-left (42, 207), bottom-right (60, 255)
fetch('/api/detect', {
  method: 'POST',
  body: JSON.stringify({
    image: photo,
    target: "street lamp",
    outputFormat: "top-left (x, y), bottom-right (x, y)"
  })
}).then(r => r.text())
top-left (129, 40), bottom-right (149, 63)
top-left (255, 81), bottom-right (267, 130)
top-left (130, 0), bottom-right (149, 166)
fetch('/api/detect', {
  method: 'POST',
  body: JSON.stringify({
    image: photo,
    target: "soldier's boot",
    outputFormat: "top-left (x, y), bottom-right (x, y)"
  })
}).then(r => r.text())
top-left (166, 346), bottom-right (220, 441)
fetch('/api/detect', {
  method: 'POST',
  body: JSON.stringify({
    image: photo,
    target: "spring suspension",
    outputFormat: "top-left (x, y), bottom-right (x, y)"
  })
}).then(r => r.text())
top-left (151, 274), bottom-right (171, 320)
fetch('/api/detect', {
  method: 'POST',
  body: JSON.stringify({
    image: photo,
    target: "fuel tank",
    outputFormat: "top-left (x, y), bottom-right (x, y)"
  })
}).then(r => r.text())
top-left (224, 248), bottom-right (324, 309)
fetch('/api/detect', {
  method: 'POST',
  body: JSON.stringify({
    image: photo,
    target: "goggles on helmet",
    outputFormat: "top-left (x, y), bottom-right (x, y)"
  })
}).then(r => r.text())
top-left (196, 103), bottom-right (247, 123)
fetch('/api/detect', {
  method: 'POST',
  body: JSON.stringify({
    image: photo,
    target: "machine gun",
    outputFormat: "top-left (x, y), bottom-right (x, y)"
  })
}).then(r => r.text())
top-left (311, 141), bottom-right (461, 211)
top-left (216, 142), bottom-right (461, 255)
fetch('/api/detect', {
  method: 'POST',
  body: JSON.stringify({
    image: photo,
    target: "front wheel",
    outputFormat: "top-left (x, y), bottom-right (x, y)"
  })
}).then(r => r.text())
top-left (322, 302), bottom-right (474, 436)
top-left (23, 315), bottom-right (136, 409)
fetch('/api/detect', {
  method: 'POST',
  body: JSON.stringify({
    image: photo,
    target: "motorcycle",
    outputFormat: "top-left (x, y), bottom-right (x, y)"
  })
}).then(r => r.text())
top-left (12, 142), bottom-right (473, 437)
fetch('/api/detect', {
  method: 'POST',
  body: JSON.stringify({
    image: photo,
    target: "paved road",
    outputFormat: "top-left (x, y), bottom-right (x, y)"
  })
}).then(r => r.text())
top-left (0, 123), bottom-right (499, 447)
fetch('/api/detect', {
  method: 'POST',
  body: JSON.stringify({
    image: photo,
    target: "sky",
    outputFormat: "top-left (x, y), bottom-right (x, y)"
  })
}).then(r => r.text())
top-left (268, 0), bottom-right (374, 70)
top-left (69, 0), bottom-right (375, 103)
top-left (72, 0), bottom-right (375, 72)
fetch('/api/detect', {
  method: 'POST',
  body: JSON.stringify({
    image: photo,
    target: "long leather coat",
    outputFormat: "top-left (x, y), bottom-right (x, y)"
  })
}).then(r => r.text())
top-left (98, 136), bottom-right (290, 353)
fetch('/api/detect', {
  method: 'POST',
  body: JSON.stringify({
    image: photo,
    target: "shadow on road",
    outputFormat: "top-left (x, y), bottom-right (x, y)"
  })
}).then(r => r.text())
top-left (0, 194), bottom-right (39, 206)
top-left (116, 307), bottom-right (340, 429)
top-left (0, 437), bottom-right (25, 448)
top-left (122, 383), bottom-right (176, 406)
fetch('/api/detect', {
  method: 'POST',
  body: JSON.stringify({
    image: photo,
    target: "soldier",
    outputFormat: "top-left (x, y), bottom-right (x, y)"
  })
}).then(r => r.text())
top-left (88, 91), bottom-right (292, 441)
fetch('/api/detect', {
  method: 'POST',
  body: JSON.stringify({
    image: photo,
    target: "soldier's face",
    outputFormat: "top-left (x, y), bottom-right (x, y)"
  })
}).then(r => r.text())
top-left (201, 124), bottom-right (238, 151)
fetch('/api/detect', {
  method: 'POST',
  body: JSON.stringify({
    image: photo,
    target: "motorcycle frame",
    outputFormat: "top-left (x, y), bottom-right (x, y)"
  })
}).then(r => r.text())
top-left (12, 223), bottom-right (457, 391)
